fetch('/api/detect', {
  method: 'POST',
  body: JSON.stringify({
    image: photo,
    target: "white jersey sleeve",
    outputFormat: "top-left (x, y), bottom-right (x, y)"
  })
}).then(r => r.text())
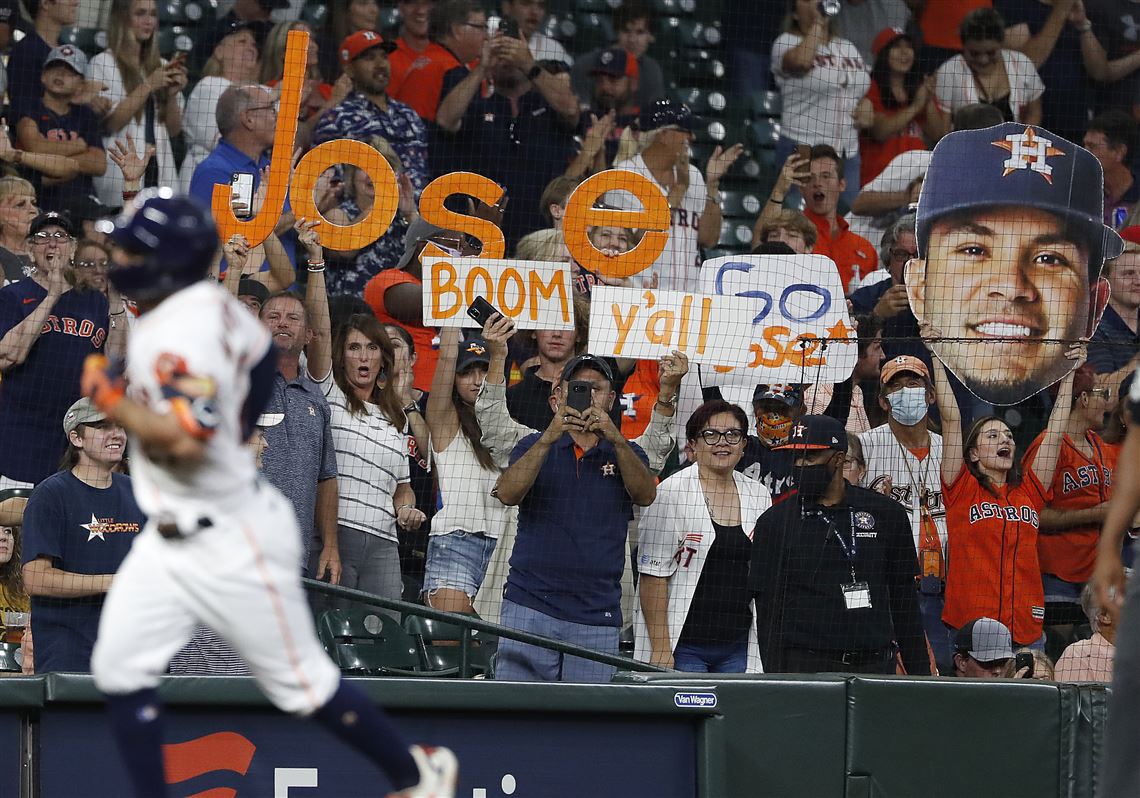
top-left (124, 282), bottom-right (270, 525)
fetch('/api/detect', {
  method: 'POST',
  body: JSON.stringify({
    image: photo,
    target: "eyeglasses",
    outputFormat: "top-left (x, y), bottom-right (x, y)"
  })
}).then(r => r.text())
top-left (245, 104), bottom-right (277, 115)
top-left (75, 259), bottom-right (108, 270)
top-left (30, 231), bottom-right (73, 244)
top-left (460, 22), bottom-right (487, 31)
top-left (1089, 388), bottom-right (1112, 399)
top-left (889, 248), bottom-right (917, 262)
top-left (698, 428), bottom-right (745, 445)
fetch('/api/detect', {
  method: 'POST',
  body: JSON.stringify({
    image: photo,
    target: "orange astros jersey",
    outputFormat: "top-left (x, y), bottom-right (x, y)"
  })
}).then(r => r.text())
top-left (1025, 430), bottom-right (1118, 585)
top-left (941, 464), bottom-right (1049, 646)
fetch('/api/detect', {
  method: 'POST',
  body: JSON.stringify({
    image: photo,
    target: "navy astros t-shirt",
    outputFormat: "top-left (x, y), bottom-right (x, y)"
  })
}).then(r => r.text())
top-left (21, 471), bottom-right (144, 672)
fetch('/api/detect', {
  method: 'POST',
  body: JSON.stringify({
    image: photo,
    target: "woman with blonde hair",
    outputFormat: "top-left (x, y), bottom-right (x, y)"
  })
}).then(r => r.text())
top-left (0, 177), bottom-right (36, 285)
top-left (260, 21), bottom-right (350, 149)
top-left (87, 0), bottom-right (187, 207)
top-left (178, 25), bottom-right (259, 191)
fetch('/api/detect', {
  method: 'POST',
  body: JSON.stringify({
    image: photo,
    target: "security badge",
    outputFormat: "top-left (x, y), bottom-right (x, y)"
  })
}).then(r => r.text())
top-left (842, 582), bottom-right (872, 611)
top-left (832, 511), bottom-right (872, 610)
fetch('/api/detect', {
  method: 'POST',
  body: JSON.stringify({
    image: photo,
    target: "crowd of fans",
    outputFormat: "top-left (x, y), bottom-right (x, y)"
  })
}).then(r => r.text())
top-left (0, 0), bottom-right (1135, 684)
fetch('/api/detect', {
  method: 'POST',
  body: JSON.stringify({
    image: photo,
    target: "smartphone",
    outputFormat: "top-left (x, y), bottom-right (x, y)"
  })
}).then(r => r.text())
top-left (485, 14), bottom-right (501, 35)
top-left (466, 296), bottom-right (500, 327)
top-left (567, 379), bottom-right (593, 412)
top-left (498, 16), bottom-right (520, 39)
top-left (231, 172), bottom-right (255, 219)
top-left (794, 144), bottom-right (812, 179)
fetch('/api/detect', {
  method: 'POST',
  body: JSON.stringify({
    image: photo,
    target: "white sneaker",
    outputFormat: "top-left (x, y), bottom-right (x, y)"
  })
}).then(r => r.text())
top-left (387, 745), bottom-right (458, 798)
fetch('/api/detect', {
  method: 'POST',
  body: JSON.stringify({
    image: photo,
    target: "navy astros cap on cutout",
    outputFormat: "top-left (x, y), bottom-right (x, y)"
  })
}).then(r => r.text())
top-left (773, 415), bottom-right (847, 452)
top-left (562, 354), bottom-right (615, 383)
top-left (916, 122), bottom-right (1124, 277)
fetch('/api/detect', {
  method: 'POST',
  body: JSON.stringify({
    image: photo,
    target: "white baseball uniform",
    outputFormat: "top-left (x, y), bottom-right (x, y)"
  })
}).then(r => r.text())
top-left (91, 282), bottom-right (340, 715)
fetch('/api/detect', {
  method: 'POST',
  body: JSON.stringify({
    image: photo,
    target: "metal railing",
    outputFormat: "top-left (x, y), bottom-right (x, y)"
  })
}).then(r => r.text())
top-left (302, 578), bottom-right (669, 678)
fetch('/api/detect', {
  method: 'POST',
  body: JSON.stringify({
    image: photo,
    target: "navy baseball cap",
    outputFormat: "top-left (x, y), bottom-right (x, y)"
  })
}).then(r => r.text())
top-left (562, 354), bottom-right (615, 383)
top-left (752, 383), bottom-right (803, 407)
top-left (773, 415), bottom-right (847, 452)
top-left (638, 98), bottom-right (695, 133)
top-left (29, 211), bottom-right (77, 238)
top-left (593, 47), bottom-right (639, 79)
top-left (917, 123), bottom-right (1124, 277)
top-left (456, 336), bottom-right (491, 373)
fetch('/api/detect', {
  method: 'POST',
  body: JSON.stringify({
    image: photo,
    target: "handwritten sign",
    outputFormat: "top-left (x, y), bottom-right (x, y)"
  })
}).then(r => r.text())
top-left (423, 257), bottom-right (573, 329)
top-left (699, 254), bottom-right (857, 385)
top-left (588, 287), bottom-right (754, 365)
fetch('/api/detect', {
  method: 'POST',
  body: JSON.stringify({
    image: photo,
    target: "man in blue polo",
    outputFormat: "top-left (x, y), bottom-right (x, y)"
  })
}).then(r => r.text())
top-left (188, 84), bottom-right (297, 266)
top-left (493, 354), bottom-right (656, 683)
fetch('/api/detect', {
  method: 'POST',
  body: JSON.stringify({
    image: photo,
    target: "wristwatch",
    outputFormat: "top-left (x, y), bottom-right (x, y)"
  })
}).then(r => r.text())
top-left (403, 402), bottom-right (421, 416)
top-left (526, 63), bottom-right (544, 81)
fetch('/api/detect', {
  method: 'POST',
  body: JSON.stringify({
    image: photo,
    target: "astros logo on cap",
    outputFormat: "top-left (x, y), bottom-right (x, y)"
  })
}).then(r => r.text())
top-left (992, 127), bottom-right (1064, 184)
top-left (791, 423), bottom-right (806, 439)
top-left (466, 342), bottom-right (486, 355)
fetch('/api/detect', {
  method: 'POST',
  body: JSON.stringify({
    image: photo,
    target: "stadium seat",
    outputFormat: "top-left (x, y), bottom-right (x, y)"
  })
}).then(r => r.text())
top-left (0, 643), bottom-right (19, 674)
top-left (576, 0), bottom-right (619, 11)
top-left (671, 86), bottom-right (727, 116)
top-left (651, 16), bottom-right (681, 59)
top-left (654, 0), bottom-right (697, 16)
top-left (674, 51), bottom-right (727, 87)
top-left (157, 27), bottom-right (194, 60)
top-left (379, 6), bottom-right (401, 34)
top-left (676, 19), bottom-right (721, 49)
top-left (571, 13), bottom-right (610, 50)
top-left (749, 90), bottom-right (782, 118)
top-left (717, 220), bottom-right (754, 249)
top-left (403, 615), bottom-right (496, 678)
top-left (720, 189), bottom-right (763, 219)
top-left (748, 118), bottom-right (781, 149)
top-left (157, 0), bottom-right (188, 25)
top-left (59, 27), bottom-right (108, 57)
top-left (301, 3), bottom-right (329, 30)
top-left (317, 609), bottom-right (427, 677)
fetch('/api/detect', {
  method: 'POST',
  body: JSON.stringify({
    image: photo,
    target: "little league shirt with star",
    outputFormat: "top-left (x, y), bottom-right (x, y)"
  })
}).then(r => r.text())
top-left (21, 470), bottom-right (144, 672)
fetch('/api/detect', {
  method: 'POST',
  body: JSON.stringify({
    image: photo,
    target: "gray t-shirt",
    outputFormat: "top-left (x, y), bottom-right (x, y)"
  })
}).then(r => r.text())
top-left (0, 246), bottom-right (30, 286)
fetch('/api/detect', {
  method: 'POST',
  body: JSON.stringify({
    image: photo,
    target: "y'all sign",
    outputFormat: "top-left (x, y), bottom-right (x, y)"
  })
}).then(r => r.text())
top-left (588, 286), bottom-right (755, 365)
top-left (423, 257), bottom-right (573, 329)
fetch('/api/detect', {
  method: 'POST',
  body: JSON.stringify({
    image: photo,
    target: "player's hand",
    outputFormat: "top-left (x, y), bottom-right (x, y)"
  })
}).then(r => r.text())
top-left (659, 350), bottom-right (689, 396)
top-left (482, 313), bottom-right (515, 358)
top-left (81, 354), bottom-right (126, 412)
top-left (582, 405), bottom-right (621, 442)
top-left (1091, 543), bottom-right (1126, 627)
top-left (108, 132), bottom-right (155, 187)
top-left (315, 545), bottom-right (342, 585)
top-left (397, 504), bottom-right (427, 530)
top-left (873, 284), bottom-right (911, 320)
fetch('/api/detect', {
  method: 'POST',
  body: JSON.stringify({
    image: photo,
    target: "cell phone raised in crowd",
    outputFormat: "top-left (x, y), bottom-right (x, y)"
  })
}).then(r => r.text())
top-left (567, 379), bottom-right (593, 413)
top-left (794, 144), bottom-right (812, 179)
top-left (498, 16), bottom-right (521, 39)
top-left (231, 172), bottom-right (255, 219)
top-left (466, 296), bottom-right (501, 327)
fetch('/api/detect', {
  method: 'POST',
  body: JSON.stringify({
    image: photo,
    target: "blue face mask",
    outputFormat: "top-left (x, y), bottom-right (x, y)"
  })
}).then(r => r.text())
top-left (887, 386), bottom-right (928, 426)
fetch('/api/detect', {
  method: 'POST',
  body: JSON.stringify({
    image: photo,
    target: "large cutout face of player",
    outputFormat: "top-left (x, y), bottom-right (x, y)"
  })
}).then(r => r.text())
top-left (907, 123), bottom-right (1121, 405)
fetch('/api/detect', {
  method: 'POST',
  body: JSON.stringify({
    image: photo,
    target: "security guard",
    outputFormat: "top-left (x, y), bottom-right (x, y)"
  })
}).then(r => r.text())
top-left (750, 415), bottom-right (929, 674)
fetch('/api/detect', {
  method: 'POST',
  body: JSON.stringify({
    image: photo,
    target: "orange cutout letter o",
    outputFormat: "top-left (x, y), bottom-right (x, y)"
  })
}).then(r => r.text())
top-left (563, 170), bottom-right (669, 280)
top-left (292, 139), bottom-right (398, 251)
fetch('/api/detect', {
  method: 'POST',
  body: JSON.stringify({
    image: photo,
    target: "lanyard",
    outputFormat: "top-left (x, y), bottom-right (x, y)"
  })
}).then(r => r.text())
top-left (827, 510), bottom-right (858, 581)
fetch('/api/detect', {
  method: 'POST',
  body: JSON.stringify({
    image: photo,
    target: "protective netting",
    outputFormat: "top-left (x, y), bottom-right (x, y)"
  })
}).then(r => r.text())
top-left (0, 0), bottom-right (1129, 686)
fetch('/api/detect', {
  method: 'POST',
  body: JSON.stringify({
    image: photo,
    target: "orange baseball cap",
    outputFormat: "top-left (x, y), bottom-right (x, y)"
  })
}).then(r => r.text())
top-left (340, 30), bottom-right (396, 65)
top-left (880, 355), bottom-right (929, 385)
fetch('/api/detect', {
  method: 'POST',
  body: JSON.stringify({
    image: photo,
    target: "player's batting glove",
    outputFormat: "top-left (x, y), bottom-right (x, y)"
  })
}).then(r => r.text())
top-left (82, 354), bottom-right (127, 412)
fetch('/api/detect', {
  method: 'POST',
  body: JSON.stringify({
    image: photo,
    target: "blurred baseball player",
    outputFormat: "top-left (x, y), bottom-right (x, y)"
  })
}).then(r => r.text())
top-left (82, 189), bottom-right (456, 798)
top-left (907, 122), bottom-right (1122, 405)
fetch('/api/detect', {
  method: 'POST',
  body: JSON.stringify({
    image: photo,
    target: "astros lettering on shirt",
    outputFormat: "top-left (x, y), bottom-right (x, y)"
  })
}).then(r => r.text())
top-left (1026, 430), bottom-right (1118, 584)
top-left (942, 464), bottom-right (1049, 645)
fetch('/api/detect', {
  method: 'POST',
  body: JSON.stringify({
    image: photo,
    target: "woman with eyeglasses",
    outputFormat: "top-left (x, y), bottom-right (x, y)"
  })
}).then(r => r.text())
top-left (70, 239), bottom-right (111, 297)
top-left (1026, 364), bottom-right (1121, 636)
top-left (636, 399), bottom-right (772, 673)
top-left (0, 213), bottom-right (128, 487)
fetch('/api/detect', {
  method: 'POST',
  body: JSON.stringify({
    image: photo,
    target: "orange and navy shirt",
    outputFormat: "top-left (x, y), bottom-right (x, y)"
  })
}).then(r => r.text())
top-left (1026, 430), bottom-right (1118, 584)
top-left (618, 359), bottom-right (660, 440)
top-left (392, 42), bottom-right (465, 122)
top-left (942, 463), bottom-right (1048, 646)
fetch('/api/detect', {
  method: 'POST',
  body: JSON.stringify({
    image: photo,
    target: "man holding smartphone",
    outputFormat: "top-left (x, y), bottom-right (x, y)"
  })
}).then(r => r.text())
top-left (492, 354), bottom-right (656, 683)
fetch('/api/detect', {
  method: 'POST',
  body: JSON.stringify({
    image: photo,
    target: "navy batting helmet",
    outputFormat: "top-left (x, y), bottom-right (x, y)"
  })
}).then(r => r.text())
top-left (103, 188), bottom-right (219, 302)
top-left (916, 123), bottom-right (1124, 278)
